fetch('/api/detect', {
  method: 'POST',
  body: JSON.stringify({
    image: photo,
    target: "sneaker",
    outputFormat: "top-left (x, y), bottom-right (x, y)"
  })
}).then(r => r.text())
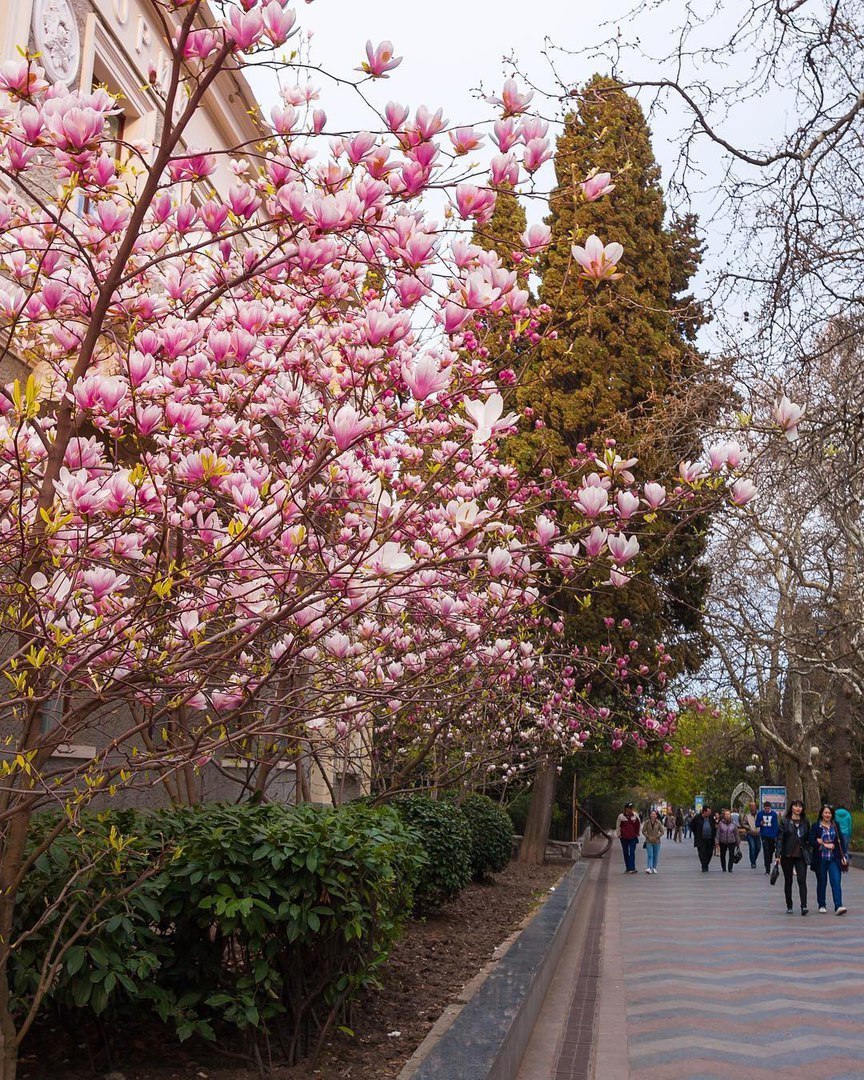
top-left (653, 869), bottom-right (659, 874)
top-left (786, 908), bottom-right (793, 915)
top-left (645, 868), bottom-right (652, 873)
top-left (836, 907), bottom-right (848, 916)
top-left (818, 907), bottom-right (827, 913)
top-left (801, 908), bottom-right (808, 916)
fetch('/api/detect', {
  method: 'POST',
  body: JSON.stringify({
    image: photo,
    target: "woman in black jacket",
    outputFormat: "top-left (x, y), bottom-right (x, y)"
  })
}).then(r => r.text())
top-left (774, 799), bottom-right (810, 915)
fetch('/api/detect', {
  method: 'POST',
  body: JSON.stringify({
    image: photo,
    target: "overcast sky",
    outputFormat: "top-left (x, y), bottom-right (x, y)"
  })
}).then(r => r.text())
top-left (247, 1), bottom-right (785, 330)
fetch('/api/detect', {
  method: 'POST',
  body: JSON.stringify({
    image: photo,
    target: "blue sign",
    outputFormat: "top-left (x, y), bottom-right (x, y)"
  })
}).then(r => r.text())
top-left (759, 785), bottom-right (787, 816)
top-left (694, 794), bottom-right (704, 814)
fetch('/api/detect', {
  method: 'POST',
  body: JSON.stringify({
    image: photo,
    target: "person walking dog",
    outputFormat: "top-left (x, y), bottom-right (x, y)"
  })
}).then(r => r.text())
top-left (775, 799), bottom-right (811, 916)
top-left (810, 805), bottom-right (849, 915)
top-left (643, 809), bottom-right (664, 873)
top-left (716, 809), bottom-right (741, 872)
top-left (616, 802), bottom-right (641, 874)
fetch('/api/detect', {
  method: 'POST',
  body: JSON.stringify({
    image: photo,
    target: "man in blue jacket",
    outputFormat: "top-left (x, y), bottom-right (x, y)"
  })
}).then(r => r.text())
top-left (757, 800), bottom-right (779, 873)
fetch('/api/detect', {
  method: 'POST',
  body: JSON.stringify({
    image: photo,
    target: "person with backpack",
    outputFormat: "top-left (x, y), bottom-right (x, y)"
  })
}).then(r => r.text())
top-left (834, 804), bottom-right (853, 849)
top-left (615, 802), bottom-right (641, 874)
top-left (810, 805), bottom-right (849, 915)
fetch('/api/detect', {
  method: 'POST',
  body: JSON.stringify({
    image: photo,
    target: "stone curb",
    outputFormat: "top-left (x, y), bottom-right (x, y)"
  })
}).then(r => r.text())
top-left (399, 860), bottom-right (590, 1080)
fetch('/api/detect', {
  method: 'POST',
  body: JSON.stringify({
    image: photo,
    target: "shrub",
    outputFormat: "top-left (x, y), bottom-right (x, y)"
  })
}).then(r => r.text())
top-left (393, 795), bottom-right (472, 910)
top-left (12, 802), bottom-right (423, 1063)
top-left (459, 793), bottom-right (513, 880)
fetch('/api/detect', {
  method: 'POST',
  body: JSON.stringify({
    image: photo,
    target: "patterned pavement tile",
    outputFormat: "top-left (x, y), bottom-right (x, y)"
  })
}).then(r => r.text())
top-left (597, 837), bottom-right (863, 1079)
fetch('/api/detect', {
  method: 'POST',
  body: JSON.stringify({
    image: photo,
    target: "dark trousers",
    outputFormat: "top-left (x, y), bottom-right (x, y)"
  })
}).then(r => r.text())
top-left (620, 836), bottom-right (637, 872)
top-left (781, 855), bottom-right (808, 909)
top-left (746, 833), bottom-right (762, 867)
top-left (696, 838), bottom-right (713, 870)
top-left (719, 842), bottom-right (738, 871)
top-left (762, 836), bottom-right (776, 870)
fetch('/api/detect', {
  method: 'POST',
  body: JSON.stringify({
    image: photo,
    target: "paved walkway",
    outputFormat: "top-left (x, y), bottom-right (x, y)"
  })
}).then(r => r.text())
top-left (592, 838), bottom-right (864, 1079)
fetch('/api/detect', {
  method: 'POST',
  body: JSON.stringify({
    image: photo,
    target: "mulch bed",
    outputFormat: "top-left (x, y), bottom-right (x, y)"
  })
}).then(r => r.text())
top-left (21, 861), bottom-right (565, 1080)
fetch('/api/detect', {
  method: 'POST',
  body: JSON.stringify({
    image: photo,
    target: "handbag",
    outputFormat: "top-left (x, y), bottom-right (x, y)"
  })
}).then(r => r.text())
top-left (732, 847), bottom-right (743, 864)
top-left (770, 861), bottom-right (780, 885)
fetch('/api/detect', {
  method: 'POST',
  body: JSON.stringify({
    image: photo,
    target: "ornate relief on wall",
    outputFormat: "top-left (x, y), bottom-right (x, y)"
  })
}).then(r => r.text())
top-left (32, 0), bottom-right (81, 84)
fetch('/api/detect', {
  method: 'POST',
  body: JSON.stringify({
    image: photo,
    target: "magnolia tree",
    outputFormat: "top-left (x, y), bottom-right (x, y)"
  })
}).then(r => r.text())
top-left (0, 0), bottom-right (753, 1070)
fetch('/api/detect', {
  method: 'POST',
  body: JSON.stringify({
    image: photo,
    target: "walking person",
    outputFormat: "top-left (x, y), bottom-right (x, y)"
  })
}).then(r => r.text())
top-left (643, 809), bottom-right (664, 873)
top-left (674, 807), bottom-right (684, 843)
top-left (742, 800), bottom-right (762, 869)
top-left (693, 805), bottom-right (717, 872)
top-left (615, 802), bottom-right (641, 874)
top-left (664, 810), bottom-right (675, 840)
top-left (716, 809), bottom-right (741, 872)
top-left (774, 799), bottom-right (811, 916)
top-left (834, 804), bottom-right (853, 850)
top-left (683, 810), bottom-right (692, 839)
top-left (810, 805), bottom-right (849, 915)
top-left (757, 800), bottom-right (779, 873)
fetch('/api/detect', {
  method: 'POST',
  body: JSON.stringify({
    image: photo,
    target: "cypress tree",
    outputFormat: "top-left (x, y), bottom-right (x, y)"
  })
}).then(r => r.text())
top-left (517, 77), bottom-right (719, 861)
top-left (526, 74), bottom-right (716, 675)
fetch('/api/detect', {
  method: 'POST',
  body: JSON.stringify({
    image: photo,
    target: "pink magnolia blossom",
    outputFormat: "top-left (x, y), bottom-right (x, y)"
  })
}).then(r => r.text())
top-left (402, 354), bottom-right (451, 400)
top-left (360, 41), bottom-right (402, 78)
top-left (571, 235), bottom-right (624, 283)
top-left (731, 478), bottom-right (757, 506)
top-left (464, 393), bottom-right (519, 444)
top-left (607, 533), bottom-right (640, 565)
top-left (581, 172), bottom-right (615, 201)
top-left (449, 127), bottom-right (483, 155)
top-left (454, 184), bottom-right (496, 221)
top-left (328, 403), bottom-right (372, 450)
top-left (520, 224), bottom-right (552, 254)
top-left (642, 482), bottom-right (666, 509)
top-left (576, 486), bottom-right (609, 519)
top-left (773, 395), bottom-right (805, 441)
top-left (487, 79), bottom-right (534, 117)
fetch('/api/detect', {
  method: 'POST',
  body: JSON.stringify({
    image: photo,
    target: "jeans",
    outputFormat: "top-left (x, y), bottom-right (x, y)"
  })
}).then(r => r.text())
top-left (646, 841), bottom-right (661, 870)
top-left (620, 837), bottom-right (638, 872)
top-left (781, 855), bottom-right (808, 909)
top-left (746, 833), bottom-right (762, 867)
top-left (719, 842), bottom-right (738, 871)
top-left (815, 858), bottom-right (843, 909)
top-left (762, 836), bottom-right (776, 871)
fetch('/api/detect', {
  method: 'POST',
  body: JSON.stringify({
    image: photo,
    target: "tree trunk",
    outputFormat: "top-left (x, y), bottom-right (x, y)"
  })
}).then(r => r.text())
top-left (0, 807), bottom-right (32, 1080)
top-left (827, 683), bottom-right (854, 807)
top-left (518, 755), bottom-right (557, 865)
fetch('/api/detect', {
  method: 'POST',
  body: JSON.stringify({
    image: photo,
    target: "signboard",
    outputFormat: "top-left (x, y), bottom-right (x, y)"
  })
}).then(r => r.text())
top-left (693, 794), bottom-right (704, 814)
top-left (758, 785), bottom-right (787, 816)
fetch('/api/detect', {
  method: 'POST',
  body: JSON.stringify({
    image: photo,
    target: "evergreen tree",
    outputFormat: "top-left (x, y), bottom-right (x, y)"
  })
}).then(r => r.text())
top-left (517, 78), bottom-right (718, 862)
top-left (526, 74), bottom-right (718, 675)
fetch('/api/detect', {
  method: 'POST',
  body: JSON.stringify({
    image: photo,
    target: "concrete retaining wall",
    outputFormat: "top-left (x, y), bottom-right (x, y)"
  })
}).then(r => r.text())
top-left (401, 859), bottom-right (590, 1080)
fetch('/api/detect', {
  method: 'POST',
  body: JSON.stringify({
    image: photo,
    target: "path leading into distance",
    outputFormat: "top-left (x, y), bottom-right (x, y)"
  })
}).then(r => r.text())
top-left (517, 836), bottom-right (864, 1079)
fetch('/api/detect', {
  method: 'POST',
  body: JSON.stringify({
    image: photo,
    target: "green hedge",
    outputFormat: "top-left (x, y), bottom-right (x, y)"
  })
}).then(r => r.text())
top-left (13, 802), bottom-right (423, 1062)
top-left (459, 793), bottom-right (513, 880)
top-left (392, 795), bottom-right (472, 910)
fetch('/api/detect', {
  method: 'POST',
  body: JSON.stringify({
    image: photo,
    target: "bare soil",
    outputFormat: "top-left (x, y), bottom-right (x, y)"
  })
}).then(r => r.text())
top-left (21, 861), bottom-right (564, 1080)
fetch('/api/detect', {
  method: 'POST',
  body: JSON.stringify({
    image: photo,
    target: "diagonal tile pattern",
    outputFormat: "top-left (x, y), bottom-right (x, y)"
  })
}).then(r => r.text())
top-left (598, 838), bottom-right (863, 1079)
